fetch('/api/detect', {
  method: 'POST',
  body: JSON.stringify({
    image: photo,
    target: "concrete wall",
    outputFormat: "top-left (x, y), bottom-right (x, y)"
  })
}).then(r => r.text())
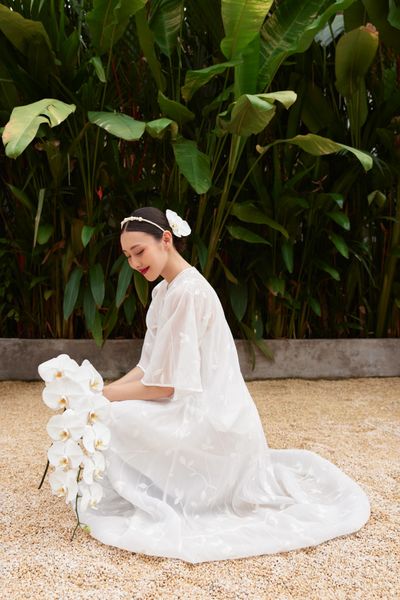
top-left (1, 338), bottom-right (399, 380)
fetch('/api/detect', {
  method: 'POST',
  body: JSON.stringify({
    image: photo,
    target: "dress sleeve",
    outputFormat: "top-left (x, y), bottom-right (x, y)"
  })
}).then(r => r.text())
top-left (141, 285), bottom-right (208, 393)
top-left (136, 282), bottom-right (163, 374)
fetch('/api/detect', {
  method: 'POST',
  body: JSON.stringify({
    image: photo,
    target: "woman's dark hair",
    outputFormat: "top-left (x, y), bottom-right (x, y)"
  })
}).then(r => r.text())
top-left (121, 206), bottom-right (187, 253)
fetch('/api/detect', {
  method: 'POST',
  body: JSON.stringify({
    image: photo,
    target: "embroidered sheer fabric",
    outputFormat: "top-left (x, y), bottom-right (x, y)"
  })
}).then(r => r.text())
top-left (79, 266), bottom-right (370, 563)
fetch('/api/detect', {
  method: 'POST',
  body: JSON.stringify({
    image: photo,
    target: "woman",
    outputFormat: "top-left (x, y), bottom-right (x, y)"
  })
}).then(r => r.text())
top-left (80, 206), bottom-right (370, 563)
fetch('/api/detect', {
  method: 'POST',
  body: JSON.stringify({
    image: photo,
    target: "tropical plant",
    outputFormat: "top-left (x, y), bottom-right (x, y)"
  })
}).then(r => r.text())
top-left (1, 0), bottom-right (399, 347)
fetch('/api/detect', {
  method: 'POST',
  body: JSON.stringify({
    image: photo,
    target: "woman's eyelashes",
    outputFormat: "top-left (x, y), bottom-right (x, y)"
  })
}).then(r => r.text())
top-left (124, 250), bottom-right (143, 259)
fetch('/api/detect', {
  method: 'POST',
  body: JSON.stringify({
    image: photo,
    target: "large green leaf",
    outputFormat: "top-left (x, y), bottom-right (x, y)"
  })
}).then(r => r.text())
top-left (63, 267), bottom-right (83, 320)
top-left (335, 25), bottom-right (379, 131)
top-left (123, 295), bottom-right (137, 324)
top-left (146, 118), bottom-right (175, 139)
top-left (89, 263), bottom-right (105, 307)
top-left (388, 0), bottom-right (400, 28)
top-left (37, 224), bottom-right (54, 245)
top-left (309, 297), bottom-right (322, 317)
top-left (172, 138), bottom-right (212, 194)
top-left (234, 35), bottom-right (260, 97)
top-left (257, 133), bottom-right (373, 171)
top-left (241, 322), bottom-right (274, 359)
top-left (218, 91), bottom-right (296, 137)
top-left (81, 226), bottom-right (96, 248)
top-left (149, 0), bottom-right (184, 57)
top-left (91, 311), bottom-right (103, 347)
top-left (329, 232), bottom-right (350, 258)
top-left (89, 56), bottom-right (106, 83)
top-left (116, 259), bottom-right (133, 307)
top-left (220, 0), bottom-right (273, 58)
top-left (2, 99), bottom-right (76, 159)
top-left (134, 270), bottom-right (148, 306)
top-left (315, 259), bottom-right (341, 281)
top-left (227, 224), bottom-right (271, 244)
top-left (88, 111), bottom-right (146, 141)
top-left (157, 91), bottom-right (195, 126)
top-left (327, 211), bottom-right (351, 231)
top-left (181, 60), bottom-right (241, 102)
top-left (83, 287), bottom-right (96, 330)
top-left (259, 0), bottom-right (358, 91)
top-left (231, 202), bottom-right (289, 238)
top-left (86, 0), bottom-right (146, 55)
top-left (336, 25), bottom-right (379, 94)
top-left (228, 280), bottom-right (248, 321)
top-left (0, 5), bottom-right (56, 84)
top-left (281, 240), bottom-right (294, 273)
top-left (135, 7), bottom-right (166, 90)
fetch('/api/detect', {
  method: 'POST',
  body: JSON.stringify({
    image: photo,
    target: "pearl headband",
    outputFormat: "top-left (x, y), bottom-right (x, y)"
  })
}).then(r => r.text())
top-left (120, 210), bottom-right (191, 238)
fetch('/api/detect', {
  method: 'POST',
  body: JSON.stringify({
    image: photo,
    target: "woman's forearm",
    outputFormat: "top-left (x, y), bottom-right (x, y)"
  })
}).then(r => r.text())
top-left (105, 365), bottom-right (144, 388)
top-left (103, 379), bottom-right (174, 402)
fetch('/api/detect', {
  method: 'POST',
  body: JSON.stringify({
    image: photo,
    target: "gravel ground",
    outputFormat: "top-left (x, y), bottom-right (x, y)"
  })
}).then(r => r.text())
top-left (0, 378), bottom-right (399, 600)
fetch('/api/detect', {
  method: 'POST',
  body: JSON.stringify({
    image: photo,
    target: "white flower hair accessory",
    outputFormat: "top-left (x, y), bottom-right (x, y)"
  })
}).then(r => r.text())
top-left (166, 209), bottom-right (191, 237)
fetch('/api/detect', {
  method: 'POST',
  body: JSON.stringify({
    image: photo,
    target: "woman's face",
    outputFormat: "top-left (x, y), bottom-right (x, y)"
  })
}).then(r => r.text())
top-left (120, 230), bottom-right (171, 282)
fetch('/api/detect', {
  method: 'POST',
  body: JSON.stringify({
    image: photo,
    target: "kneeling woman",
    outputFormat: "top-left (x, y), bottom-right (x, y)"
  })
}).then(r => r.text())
top-left (80, 205), bottom-right (370, 564)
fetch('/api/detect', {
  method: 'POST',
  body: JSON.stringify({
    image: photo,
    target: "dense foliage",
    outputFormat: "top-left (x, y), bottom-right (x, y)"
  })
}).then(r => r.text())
top-left (1, 0), bottom-right (400, 350)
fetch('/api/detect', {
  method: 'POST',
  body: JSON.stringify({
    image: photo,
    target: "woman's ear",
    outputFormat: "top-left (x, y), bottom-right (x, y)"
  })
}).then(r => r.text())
top-left (162, 231), bottom-right (173, 247)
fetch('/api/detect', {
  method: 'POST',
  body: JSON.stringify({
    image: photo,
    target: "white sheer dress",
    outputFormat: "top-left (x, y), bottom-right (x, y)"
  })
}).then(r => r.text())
top-left (79, 266), bottom-right (370, 563)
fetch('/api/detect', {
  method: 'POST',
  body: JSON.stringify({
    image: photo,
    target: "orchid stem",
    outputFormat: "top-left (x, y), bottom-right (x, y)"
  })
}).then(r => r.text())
top-left (38, 459), bottom-right (49, 490)
top-left (71, 467), bottom-right (83, 541)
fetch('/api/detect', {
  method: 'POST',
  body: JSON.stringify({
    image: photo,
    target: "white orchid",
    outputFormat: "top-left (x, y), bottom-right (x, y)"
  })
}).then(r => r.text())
top-left (87, 395), bottom-right (110, 425)
top-left (166, 209), bottom-right (191, 237)
top-left (79, 481), bottom-right (103, 511)
top-left (42, 379), bottom-right (90, 411)
top-left (39, 355), bottom-right (110, 535)
top-left (76, 360), bottom-right (104, 393)
top-left (82, 422), bottom-right (111, 454)
top-left (38, 354), bottom-right (79, 383)
top-left (81, 452), bottom-right (106, 484)
top-left (47, 409), bottom-right (87, 442)
top-left (47, 439), bottom-right (84, 470)
top-left (66, 393), bottom-right (95, 415)
top-left (49, 468), bottom-right (79, 504)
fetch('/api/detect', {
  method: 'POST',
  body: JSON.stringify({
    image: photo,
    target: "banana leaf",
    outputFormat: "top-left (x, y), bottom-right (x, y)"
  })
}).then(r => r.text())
top-left (172, 138), bottom-right (212, 194)
top-left (88, 111), bottom-right (146, 141)
top-left (259, 0), bottom-right (358, 91)
top-left (148, 0), bottom-right (184, 56)
top-left (220, 0), bottom-right (273, 58)
top-left (257, 133), bottom-right (373, 171)
top-left (86, 0), bottom-right (146, 55)
top-left (2, 99), bottom-right (76, 158)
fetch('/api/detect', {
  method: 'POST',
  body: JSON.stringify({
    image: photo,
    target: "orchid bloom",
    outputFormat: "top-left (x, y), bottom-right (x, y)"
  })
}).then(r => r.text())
top-left (82, 423), bottom-right (111, 454)
top-left (76, 360), bottom-right (104, 393)
top-left (79, 481), bottom-right (103, 511)
top-left (42, 379), bottom-right (91, 412)
top-left (87, 395), bottom-right (110, 425)
top-left (49, 468), bottom-right (79, 504)
top-left (38, 354), bottom-right (79, 383)
top-left (47, 409), bottom-right (87, 442)
top-left (47, 439), bottom-right (84, 470)
top-left (81, 452), bottom-right (106, 484)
